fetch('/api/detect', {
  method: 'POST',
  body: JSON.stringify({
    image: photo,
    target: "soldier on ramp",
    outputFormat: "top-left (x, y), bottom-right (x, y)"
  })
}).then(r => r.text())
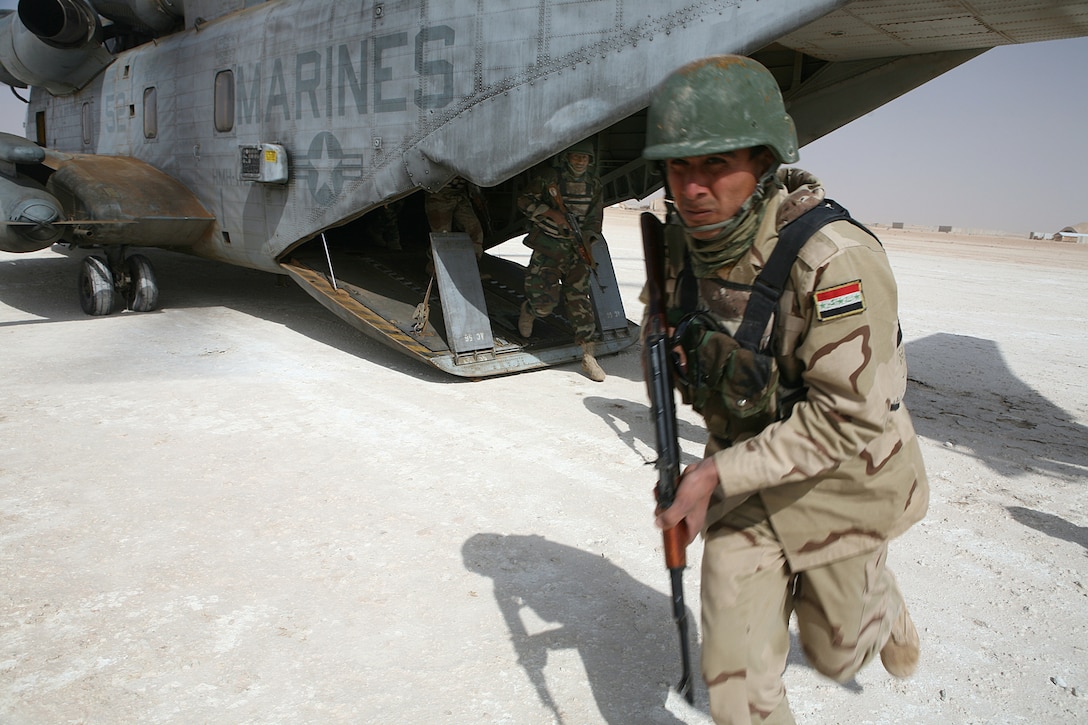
top-left (517, 140), bottom-right (608, 382)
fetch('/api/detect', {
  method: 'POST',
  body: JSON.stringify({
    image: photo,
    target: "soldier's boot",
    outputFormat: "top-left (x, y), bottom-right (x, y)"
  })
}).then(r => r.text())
top-left (580, 344), bottom-right (606, 382)
top-left (518, 302), bottom-right (535, 337)
top-left (880, 604), bottom-right (920, 678)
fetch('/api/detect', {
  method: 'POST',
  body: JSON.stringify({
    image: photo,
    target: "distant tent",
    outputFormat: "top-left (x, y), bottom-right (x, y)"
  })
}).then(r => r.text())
top-left (1056, 223), bottom-right (1088, 242)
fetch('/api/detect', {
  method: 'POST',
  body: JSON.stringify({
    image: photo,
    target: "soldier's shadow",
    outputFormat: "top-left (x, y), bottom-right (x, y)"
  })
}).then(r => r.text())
top-left (582, 395), bottom-right (706, 469)
top-left (1007, 506), bottom-right (1088, 551)
top-left (462, 533), bottom-right (704, 724)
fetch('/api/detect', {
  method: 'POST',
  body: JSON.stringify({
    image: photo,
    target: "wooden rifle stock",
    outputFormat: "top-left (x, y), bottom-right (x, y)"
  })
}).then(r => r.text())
top-left (640, 211), bottom-right (694, 704)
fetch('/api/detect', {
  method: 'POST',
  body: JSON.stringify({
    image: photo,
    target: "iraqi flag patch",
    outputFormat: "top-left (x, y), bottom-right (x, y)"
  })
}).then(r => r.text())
top-left (814, 280), bottom-right (865, 321)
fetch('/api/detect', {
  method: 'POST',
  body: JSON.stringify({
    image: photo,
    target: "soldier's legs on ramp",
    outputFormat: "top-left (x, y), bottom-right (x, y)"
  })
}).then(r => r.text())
top-left (564, 257), bottom-right (605, 381)
top-left (523, 250), bottom-right (563, 322)
top-left (580, 343), bottom-right (606, 382)
top-left (518, 301), bottom-right (535, 337)
top-left (452, 202), bottom-right (484, 259)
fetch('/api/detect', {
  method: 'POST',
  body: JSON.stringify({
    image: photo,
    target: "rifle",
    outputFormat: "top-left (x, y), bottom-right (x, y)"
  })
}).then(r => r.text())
top-left (496, 593), bottom-right (565, 724)
top-left (640, 211), bottom-right (694, 704)
top-left (547, 184), bottom-right (602, 286)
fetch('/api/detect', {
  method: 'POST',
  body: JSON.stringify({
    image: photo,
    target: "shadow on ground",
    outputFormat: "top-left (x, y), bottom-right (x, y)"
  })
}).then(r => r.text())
top-left (463, 533), bottom-right (705, 724)
top-left (905, 333), bottom-right (1086, 479)
top-left (583, 394), bottom-right (706, 469)
top-left (1007, 506), bottom-right (1088, 551)
top-left (0, 247), bottom-right (452, 383)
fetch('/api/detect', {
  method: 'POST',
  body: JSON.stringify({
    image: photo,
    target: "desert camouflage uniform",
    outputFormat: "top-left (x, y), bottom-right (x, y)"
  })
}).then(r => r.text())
top-left (663, 179), bottom-right (929, 724)
top-left (517, 164), bottom-right (603, 344)
top-left (425, 176), bottom-right (485, 258)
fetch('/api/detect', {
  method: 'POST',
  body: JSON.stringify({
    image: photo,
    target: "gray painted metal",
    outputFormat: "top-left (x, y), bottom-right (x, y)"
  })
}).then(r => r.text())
top-left (430, 232), bottom-right (494, 356)
top-left (21, 0), bottom-right (849, 271)
top-left (779, 0), bottom-right (1088, 60)
top-left (587, 237), bottom-right (628, 334)
top-left (89, 0), bottom-right (184, 37)
top-left (1, 0), bottom-right (1086, 376)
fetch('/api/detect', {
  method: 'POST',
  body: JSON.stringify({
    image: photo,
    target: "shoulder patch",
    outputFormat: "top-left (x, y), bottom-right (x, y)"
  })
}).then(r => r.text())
top-left (814, 280), bottom-right (864, 321)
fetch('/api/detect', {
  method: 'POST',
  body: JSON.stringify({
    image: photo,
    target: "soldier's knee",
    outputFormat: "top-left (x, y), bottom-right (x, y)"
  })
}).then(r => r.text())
top-left (802, 646), bottom-right (849, 682)
top-left (801, 640), bottom-right (873, 683)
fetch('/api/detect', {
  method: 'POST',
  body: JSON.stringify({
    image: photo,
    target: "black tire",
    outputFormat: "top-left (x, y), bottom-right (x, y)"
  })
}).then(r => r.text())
top-left (125, 254), bottom-right (159, 312)
top-left (78, 255), bottom-right (114, 316)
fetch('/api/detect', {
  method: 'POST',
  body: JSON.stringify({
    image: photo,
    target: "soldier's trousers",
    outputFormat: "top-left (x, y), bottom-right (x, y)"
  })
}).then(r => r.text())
top-left (701, 495), bottom-right (905, 725)
top-left (425, 193), bottom-right (483, 258)
top-left (523, 239), bottom-right (596, 344)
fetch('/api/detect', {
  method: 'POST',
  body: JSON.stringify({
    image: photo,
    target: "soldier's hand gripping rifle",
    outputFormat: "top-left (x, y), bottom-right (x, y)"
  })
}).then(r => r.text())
top-left (640, 211), bottom-right (694, 704)
top-left (548, 185), bottom-right (601, 286)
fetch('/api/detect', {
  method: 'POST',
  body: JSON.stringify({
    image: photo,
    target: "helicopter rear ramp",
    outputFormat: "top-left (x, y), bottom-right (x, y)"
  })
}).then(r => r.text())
top-left (281, 233), bottom-right (634, 378)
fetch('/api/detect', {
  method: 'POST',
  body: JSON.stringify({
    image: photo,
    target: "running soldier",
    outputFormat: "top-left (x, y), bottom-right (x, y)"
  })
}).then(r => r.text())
top-left (517, 140), bottom-right (607, 382)
top-left (644, 56), bottom-right (929, 724)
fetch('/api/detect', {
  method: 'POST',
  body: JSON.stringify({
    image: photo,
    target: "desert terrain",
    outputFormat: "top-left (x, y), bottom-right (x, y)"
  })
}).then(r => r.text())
top-left (1, 208), bottom-right (1085, 724)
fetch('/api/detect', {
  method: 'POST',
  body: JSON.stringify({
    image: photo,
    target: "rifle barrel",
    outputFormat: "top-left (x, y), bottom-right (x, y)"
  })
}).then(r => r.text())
top-left (670, 566), bottom-right (694, 703)
top-left (640, 211), bottom-right (694, 704)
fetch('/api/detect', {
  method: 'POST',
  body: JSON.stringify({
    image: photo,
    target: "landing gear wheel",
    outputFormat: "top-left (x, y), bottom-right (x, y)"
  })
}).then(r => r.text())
top-left (125, 253), bottom-right (159, 312)
top-left (78, 255), bottom-right (115, 316)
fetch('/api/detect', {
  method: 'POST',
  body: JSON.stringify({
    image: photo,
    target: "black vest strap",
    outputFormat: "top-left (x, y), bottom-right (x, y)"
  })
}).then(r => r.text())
top-left (733, 199), bottom-right (869, 351)
top-left (678, 247), bottom-right (699, 314)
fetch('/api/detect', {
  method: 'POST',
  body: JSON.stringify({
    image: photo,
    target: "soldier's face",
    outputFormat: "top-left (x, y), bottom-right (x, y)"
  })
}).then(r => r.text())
top-left (665, 148), bottom-right (770, 239)
top-left (567, 153), bottom-right (591, 175)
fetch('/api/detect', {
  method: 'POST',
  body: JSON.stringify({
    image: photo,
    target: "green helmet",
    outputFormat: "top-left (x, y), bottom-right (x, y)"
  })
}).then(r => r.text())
top-left (643, 55), bottom-right (799, 164)
top-left (564, 138), bottom-right (596, 163)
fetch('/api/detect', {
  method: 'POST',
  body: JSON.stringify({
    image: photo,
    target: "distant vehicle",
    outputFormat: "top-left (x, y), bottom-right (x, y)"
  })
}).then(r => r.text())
top-left (0, 0), bottom-right (1084, 376)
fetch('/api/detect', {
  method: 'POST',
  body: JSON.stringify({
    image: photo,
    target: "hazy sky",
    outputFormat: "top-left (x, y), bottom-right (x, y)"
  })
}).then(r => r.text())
top-left (0, 1), bottom-right (1083, 235)
top-left (799, 36), bottom-right (1088, 236)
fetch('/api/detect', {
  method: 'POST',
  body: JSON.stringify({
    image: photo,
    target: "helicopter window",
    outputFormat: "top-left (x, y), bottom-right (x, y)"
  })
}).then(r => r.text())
top-left (144, 87), bottom-right (158, 139)
top-left (214, 70), bottom-right (235, 132)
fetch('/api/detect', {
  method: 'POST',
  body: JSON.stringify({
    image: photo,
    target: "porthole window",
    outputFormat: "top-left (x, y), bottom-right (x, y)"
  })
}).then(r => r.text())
top-left (143, 87), bottom-right (158, 139)
top-left (214, 70), bottom-right (235, 132)
top-left (81, 102), bottom-right (93, 145)
top-left (35, 111), bottom-right (46, 146)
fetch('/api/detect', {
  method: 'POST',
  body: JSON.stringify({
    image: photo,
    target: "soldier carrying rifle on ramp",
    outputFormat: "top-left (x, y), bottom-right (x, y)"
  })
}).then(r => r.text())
top-left (517, 139), bottom-right (608, 382)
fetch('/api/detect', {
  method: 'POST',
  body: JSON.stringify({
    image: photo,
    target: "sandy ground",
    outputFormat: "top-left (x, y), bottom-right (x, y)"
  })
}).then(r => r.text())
top-left (1, 209), bottom-right (1086, 725)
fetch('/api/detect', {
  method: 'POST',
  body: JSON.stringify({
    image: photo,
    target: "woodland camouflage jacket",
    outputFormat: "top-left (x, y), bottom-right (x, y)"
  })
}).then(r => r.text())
top-left (517, 165), bottom-right (604, 241)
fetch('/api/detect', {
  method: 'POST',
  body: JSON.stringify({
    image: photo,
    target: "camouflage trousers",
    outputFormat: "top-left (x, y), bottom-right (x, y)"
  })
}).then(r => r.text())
top-left (425, 188), bottom-right (484, 258)
top-left (523, 235), bottom-right (596, 344)
top-left (701, 495), bottom-right (905, 725)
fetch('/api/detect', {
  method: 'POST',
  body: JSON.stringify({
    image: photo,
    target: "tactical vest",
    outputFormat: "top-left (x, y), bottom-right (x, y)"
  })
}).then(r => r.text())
top-left (670, 200), bottom-right (874, 440)
top-left (535, 174), bottom-right (598, 240)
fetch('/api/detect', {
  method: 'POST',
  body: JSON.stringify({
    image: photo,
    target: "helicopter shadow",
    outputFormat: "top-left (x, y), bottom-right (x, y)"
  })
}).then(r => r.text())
top-left (0, 246), bottom-right (455, 383)
top-left (904, 333), bottom-right (1088, 479)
